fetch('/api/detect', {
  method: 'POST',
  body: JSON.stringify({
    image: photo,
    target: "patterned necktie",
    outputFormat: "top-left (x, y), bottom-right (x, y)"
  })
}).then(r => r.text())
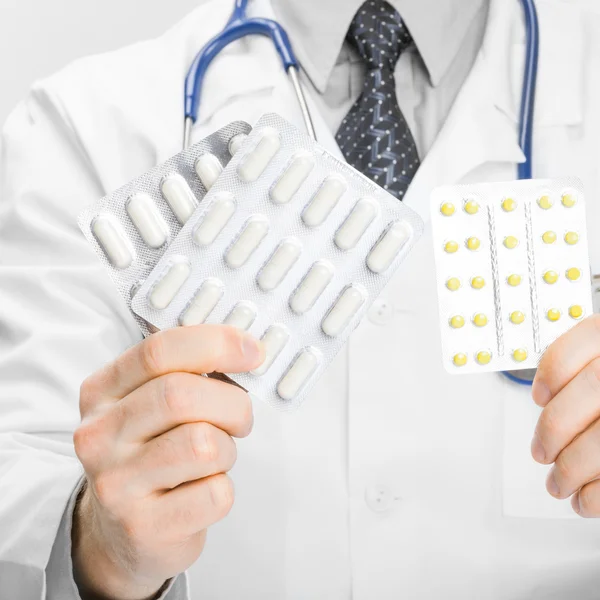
top-left (336, 0), bottom-right (420, 200)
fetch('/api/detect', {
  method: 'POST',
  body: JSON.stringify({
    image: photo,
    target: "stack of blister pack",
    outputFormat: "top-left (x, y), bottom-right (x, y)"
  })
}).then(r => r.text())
top-left (80, 113), bottom-right (594, 408)
top-left (79, 114), bottom-right (425, 409)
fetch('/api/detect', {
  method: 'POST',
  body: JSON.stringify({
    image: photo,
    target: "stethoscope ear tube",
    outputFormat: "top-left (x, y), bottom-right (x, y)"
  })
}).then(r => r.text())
top-left (287, 67), bottom-right (317, 141)
top-left (183, 0), bottom-right (316, 148)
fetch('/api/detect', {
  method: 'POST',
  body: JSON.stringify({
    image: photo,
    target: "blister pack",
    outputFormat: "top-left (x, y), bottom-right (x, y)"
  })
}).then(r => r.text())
top-left (430, 177), bottom-right (592, 374)
top-left (78, 121), bottom-right (252, 335)
top-left (130, 113), bottom-right (424, 409)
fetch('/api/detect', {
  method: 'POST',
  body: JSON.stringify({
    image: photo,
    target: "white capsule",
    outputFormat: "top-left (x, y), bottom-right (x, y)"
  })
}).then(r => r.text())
top-left (228, 133), bottom-right (248, 156)
top-left (237, 129), bottom-right (281, 182)
top-left (269, 151), bottom-right (315, 205)
top-left (91, 215), bottom-right (133, 269)
top-left (334, 198), bottom-right (378, 251)
top-left (223, 301), bottom-right (257, 331)
top-left (179, 278), bottom-right (224, 326)
top-left (195, 153), bottom-right (223, 190)
top-left (302, 176), bottom-right (347, 227)
top-left (277, 347), bottom-right (320, 401)
top-left (148, 260), bottom-right (191, 310)
top-left (322, 285), bottom-right (366, 337)
top-left (289, 260), bottom-right (334, 314)
top-left (193, 193), bottom-right (236, 247)
top-left (160, 174), bottom-right (198, 224)
top-left (367, 221), bottom-right (412, 273)
top-left (225, 216), bottom-right (269, 269)
top-left (126, 193), bottom-right (168, 248)
top-left (252, 324), bottom-right (290, 376)
top-left (257, 238), bottom-right (302, 291)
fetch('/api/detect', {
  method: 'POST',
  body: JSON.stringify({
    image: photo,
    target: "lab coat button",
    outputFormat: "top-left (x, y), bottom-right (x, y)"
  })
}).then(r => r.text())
top-left (365, 485), bottom-right (395, 513)
top-left (368, 297), bottom-right (394, 325)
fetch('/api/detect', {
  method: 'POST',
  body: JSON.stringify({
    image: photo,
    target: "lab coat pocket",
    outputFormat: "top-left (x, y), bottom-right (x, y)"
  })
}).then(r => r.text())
top-left (502, 380), bottom-right (578, 519)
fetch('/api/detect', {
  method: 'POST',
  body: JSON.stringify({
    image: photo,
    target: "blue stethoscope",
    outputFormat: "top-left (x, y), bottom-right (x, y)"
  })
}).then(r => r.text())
top-left (184, 0), bottom-right (540, 385)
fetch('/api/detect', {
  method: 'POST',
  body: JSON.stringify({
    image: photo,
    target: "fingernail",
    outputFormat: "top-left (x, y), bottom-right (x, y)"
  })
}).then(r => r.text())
top-left (546, 469), bottom-right (560, 497)
top-left (242, 334), bottom-right (262, 364)
top-left (530, 432), bottom-right (546, 462)
top-left (572, 493), bottom-right (582, 515)
top-left (531, 379), bottom-right (551, 406)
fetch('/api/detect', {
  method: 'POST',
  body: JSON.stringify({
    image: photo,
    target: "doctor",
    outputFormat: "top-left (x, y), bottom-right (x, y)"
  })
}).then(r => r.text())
top-left (2, 0), bottom-right (600, 598)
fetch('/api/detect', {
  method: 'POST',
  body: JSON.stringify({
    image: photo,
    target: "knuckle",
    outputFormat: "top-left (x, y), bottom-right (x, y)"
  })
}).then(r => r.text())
top-left (211, 326), bottom-right (244, 367)
top-left (538, 407), bottom-right (562, 443)
top-left (207, 474), bottom-right (235, 518)
top-left (189, 422), bottom-right (220, 465)
top-left (161, 373), bottom-right (195, 418)
top-left (154, 432), bottom-right (182, 467)
top-left (585, 358), bottom-right (600, 394)
top-left (140, 334), bottom-right (166, 376)
top-left (538, 346), bottom-right (561, 383)
top-left (78, 377), bottom-right (98, 415)
top-left (73, 409), bottom-right (115, 468)
top-left (73, 421), bottom-right (101, 465)
top-left (73, 426), bottom-right (90, 463)
top-left (221, 325), bottom-right (244, 352)
top-left (578, 485), bottom-right (597, 516)
top-left (79, 377), bottom-right (93, 402)
top-left (92, 471), bottom-right (121, 509)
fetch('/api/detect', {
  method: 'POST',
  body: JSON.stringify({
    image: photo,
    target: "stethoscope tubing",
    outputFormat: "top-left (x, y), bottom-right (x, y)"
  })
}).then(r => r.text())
top-left (183, 0), bottom-right (315, 148)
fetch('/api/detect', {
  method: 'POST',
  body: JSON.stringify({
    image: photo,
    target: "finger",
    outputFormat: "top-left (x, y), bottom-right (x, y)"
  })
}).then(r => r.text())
top-left (157, 473), bottom-right (235, 537)
top-left (545, 418), bottom-right (600, 499)
top-left (86, 325), bottom-right (264, 400)
top-left (532, 358), bottom-right (600, 464)
top-left (115, 372), bottom-right (253, 442)
top-left (131, 422), bottom-right (237, 493)
top-left (533, 315), bottom-right (600, 407)
top-left (572, 479), bottom-right (600, 517)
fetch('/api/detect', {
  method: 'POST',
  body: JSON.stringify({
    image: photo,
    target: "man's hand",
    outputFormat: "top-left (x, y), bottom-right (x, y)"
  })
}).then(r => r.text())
top-left (72, 325), bottom-right (264, 600)
top-left (531, 314), bottom-right (600, 517)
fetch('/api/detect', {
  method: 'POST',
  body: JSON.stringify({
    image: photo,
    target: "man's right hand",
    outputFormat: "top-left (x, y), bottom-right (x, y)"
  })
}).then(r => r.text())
top-left (72, 325), bottom-right (264, 600)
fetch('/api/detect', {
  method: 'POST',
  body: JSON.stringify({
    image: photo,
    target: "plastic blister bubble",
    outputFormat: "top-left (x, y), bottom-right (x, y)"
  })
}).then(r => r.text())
top-left (78, 122), bottom-right (252, 335)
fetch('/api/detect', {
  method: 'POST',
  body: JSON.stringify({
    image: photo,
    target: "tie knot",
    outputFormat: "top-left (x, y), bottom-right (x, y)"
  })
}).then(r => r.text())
top-left (347, 0), bottom-right (413, 70)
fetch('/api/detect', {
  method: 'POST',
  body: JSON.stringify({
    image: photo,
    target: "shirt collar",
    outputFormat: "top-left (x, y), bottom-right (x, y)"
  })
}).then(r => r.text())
top-left (271, 0), bottom-right (488, 92)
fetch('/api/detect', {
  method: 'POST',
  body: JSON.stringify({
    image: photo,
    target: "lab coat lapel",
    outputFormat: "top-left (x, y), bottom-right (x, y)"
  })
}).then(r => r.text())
top-left (402, 0), bottom-right (525, 222)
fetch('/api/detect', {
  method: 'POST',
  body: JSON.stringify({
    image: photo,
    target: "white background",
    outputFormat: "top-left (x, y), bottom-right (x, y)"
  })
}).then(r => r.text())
top-left (0, 0), bottom-right (205, 125)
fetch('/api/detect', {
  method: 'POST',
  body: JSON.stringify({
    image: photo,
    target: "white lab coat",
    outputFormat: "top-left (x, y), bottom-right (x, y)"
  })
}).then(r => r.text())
top-left (2, 0), bottom-right (600, 598)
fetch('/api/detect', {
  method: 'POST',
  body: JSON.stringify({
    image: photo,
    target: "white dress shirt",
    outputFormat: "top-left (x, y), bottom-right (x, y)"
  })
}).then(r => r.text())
top-left (272, 0), bottom-right (489, 155)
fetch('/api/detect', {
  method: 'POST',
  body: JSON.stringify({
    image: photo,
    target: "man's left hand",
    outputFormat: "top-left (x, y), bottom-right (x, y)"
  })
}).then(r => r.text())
top-left (532, 314), bottom-right (600, 517)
